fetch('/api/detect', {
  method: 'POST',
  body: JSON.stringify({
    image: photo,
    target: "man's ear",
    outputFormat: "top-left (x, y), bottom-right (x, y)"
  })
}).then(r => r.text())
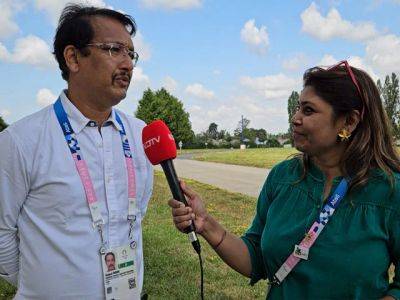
top-left (64, 45), bottom-right (80, 75)
top-left (346, 110), bottom-right (361, 134)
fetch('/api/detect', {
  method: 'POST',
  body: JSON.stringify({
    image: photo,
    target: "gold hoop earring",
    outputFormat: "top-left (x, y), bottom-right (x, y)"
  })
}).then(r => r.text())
top-left (338, 128), bottom-right (351, 141)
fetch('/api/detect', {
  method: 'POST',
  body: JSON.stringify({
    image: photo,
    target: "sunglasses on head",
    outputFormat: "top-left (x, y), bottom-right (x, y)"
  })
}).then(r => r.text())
top-left (325, 60), bottom-right (364, 119)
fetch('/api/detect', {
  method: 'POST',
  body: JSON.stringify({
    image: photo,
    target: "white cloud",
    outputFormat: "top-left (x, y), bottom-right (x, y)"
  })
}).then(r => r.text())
top-left (317, 54), bottom-right (381, 81)
top-left (140, 0), bottom-right (202, 10)
top-left (188, 95), bottom-right (290, 134)
top-left (318, 54), bottom-right (338, 66)
top-left (240, 73), bottom-right (299, 100)
top-left (282, 53), bottom-right (310, 71)
top-left (134, 31), bottom-right (151, 61)
top-left (131, 66), bottom-right (151, 88)
top-left (301, 2), bottom-right (378, 42)
top-left (347, 56), bottom-right (379, 81)
top-left (187, 73), bottom-right (298, 134)
top-left (0, 43), bottom-right (10, 61)
top-left (365, 34), bottom-right (400, 75)
top-left (0, 0), bottom-right (23, 39)
top-left (185, 83), bottom-right (215, 100)
top-left (34, 0), bottom-right (107, 25)
top-left (240, 19), bottom-right (269, 55)
top-left (0, 109), bottom-right (11, 118)
top-left (0, 35), bottom-right (57, 68)
top-left (162, 76), bottom-right (178, 93)
top-left (36, 88), bottom-right (57, 107)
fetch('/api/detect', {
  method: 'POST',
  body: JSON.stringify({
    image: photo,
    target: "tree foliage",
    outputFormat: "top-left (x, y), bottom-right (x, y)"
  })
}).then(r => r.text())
top-left (190, 123), bottom-right (233, 148)
top-left (135, 88), bottom-right (194, 144)
top-left (0, 116), bottom-right (7, 132)
top-left (287, 91), bottom-right (299, 145)
top-left (207, 122), bottom-right (219, 140)
top-left (234, 117), bottom-right (250, 140)
top-left (378, 73), bottom-right (400, 137)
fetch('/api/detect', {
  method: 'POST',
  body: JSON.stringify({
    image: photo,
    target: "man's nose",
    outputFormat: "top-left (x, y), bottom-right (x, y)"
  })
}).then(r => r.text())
top-left (119, 54), bottom-right (134, 72)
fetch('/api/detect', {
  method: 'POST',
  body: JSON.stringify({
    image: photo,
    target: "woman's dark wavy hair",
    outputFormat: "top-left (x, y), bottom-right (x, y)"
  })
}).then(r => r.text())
top-left (296, 64), bottom-right (400, 190)
top-left (53, 4), bottom-right (136, 81)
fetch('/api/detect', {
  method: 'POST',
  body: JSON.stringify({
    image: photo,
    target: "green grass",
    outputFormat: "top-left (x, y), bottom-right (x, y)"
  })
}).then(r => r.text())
top-left (0, 279), bottom-right (15, 299)
top-left (142, 172), bottom-right (266, 299)
top-left (191, 148), bottom-right (298, 169)
top-left (0, 172), bottom-right (266, 299)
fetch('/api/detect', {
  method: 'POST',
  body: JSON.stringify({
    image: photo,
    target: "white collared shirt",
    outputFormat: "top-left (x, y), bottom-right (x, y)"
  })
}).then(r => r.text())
top-left (0, 91), bottom-right (153, 299)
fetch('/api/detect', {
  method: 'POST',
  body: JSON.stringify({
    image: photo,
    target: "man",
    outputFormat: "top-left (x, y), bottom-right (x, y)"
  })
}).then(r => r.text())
top-left (105, 252), bottom-right (116, 272)
top-left (0, 4), bottom-right (153, 299)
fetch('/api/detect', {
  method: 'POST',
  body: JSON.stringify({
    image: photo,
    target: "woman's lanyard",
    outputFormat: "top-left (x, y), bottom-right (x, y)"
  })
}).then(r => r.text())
top-left (54, 98), bottom-right (138, 254)
top-left (272, 178), bottom-right (349, 285)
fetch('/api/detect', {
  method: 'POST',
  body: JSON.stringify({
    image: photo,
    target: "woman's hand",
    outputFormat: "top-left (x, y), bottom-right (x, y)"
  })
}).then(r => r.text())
top-left (168, 180), bottom-right (208, 234)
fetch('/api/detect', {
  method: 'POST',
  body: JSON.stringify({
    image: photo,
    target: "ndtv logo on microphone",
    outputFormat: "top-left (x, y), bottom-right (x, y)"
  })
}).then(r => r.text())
top-left (143, 134), bottom-right (175, 149)
top-left (143, 136), bottom-right (160, 149)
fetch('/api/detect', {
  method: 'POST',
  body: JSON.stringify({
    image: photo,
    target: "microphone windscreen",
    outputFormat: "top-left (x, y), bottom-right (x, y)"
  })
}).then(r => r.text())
top-left (142, 120), bottom-right (177, 165)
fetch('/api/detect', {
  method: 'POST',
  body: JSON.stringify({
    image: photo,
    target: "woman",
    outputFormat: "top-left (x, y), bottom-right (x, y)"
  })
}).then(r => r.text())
top-left (169, 61), bottom-right (400, 299)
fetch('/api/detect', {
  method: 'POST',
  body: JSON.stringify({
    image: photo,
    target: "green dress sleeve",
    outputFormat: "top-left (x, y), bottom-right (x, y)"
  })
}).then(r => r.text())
top-left (241, 168), bottom-right (275, 285)
top-left (387, 209), bottom-right (400, 299)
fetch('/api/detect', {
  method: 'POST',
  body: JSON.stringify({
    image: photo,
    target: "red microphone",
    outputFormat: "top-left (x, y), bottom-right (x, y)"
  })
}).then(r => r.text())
top-left (142, 120), bottom-right (201, 254)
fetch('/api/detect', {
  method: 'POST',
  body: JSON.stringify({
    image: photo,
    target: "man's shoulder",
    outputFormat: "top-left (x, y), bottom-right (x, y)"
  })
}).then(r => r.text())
top-left (114, 109), bottom-right (146, 131)
top-left (3, 105), bottom-right (54, 140)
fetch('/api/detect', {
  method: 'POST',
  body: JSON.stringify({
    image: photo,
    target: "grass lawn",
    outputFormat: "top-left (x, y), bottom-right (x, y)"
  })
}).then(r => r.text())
top-left (189, 148), bottom-right (298, 169)
top-left (142, 172), bottom-right (266, 299)
top-left (0, 279), bottom-right (15, 299)
top-left (0, 172), bottom-right (266, 299)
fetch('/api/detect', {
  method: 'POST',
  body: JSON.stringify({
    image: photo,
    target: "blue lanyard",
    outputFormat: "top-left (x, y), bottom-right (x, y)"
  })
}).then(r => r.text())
top-left (53, 98), bottom-right (133, 159)
top-left (273, 177), bottom-right (349, 285)
top-left (53, 98), bottom-right (138, 253)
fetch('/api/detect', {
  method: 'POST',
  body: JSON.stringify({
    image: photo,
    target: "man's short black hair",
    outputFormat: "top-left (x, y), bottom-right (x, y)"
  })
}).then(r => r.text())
top-left (53, 4), bottom-right (136, 81)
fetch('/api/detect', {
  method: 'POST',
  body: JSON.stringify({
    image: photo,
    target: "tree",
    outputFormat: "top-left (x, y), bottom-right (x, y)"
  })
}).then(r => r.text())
top-left (287, 91), bottom-right (299, 145)
top-left (234, 117), bottom-right (250, 140)
top-left (135, 88), bottom-right (194, 144)
top-left (0, 116), bottom-right (7, 132)
top-left (378, 73), bottom-right (400, 137)
top-left (207, 122), bottom-right (219, 140)
top-left (255, 128), bottom-right (267, 142)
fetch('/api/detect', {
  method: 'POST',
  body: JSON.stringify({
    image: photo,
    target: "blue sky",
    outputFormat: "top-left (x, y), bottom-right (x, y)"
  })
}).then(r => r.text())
top-left (0, 0), bottom-right (399, 134)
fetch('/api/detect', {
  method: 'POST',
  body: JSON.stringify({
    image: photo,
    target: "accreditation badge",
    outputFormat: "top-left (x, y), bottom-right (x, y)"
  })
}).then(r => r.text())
top-left (101, 245), bottom-right (140, 300)
top-left (293, 244), bottom-right (309, 260)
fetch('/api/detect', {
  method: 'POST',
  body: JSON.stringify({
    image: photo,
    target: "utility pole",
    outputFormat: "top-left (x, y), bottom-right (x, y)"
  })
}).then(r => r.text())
top-left (240, 115), bottom-right (246, 150)
top-left (241, 115), bottom-right (244, 144)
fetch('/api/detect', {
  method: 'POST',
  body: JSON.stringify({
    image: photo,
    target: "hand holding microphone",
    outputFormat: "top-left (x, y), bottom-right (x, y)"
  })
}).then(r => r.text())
top-left (142, 120), bottom-right (201, 254)
top-left (168, 180), bottom-right (208, 235)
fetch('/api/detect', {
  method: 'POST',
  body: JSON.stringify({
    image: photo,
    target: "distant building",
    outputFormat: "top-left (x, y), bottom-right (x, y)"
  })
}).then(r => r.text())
top-left (277, 136), bottom-right (289, 145)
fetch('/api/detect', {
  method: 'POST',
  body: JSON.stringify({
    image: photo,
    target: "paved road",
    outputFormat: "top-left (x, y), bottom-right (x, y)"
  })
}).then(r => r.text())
top-left (155, 159), bottom-right (270, 198)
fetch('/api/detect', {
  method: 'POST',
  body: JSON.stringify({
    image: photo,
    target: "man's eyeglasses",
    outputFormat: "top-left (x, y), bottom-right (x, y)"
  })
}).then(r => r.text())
top-left (85, 42), bottom-right (139, 66)
top-left (326, 60), bottom-right (364, 119)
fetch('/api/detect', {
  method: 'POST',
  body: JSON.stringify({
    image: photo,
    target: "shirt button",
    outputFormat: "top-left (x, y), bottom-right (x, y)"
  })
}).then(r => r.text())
top-left (98, 143), bottom-right (102, 148)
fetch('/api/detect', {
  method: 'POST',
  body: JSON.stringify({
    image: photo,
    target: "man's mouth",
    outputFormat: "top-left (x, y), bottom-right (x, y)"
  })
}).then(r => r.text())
top-left (114, 75), bottom-right (131, 87)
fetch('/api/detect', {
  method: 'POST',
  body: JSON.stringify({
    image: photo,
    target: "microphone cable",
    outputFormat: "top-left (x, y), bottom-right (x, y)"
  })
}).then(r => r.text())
top-left (190, 237), bottom-right (204, 300)
top-left (198, 251), bottom-right (204, 300)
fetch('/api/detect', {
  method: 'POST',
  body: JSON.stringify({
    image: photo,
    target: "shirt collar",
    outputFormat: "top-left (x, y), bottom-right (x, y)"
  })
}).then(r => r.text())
top-left (59, 90), bottom-right (122, 133)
